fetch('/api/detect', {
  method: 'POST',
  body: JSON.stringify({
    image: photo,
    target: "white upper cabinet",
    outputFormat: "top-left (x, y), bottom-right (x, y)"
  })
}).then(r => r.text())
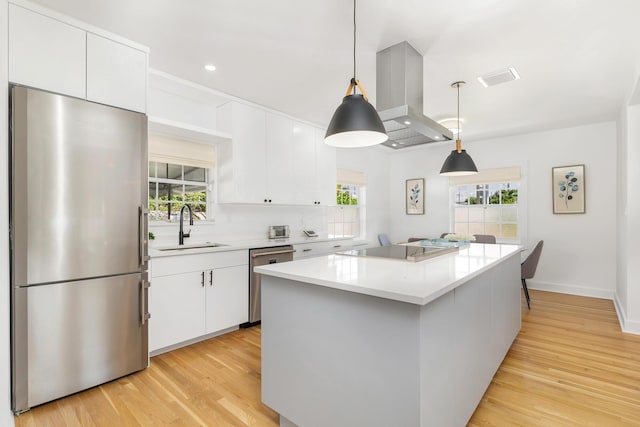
top-left (217, 102), bottom-right (267, 203)
top-left (8, 3), bottom-right (148, 112)
top-left (9, 4), bottom-right (86, 99)
top-left (314, 128), bottom-right (337, 206)
top-left (217, 101), bottom-right (336, 205)
top-left (291, 123), bottom-right (317, 205)
top-left (266, 113), bottom-right (294, 203)
top-left (86, 33), bottom-right (147, 113)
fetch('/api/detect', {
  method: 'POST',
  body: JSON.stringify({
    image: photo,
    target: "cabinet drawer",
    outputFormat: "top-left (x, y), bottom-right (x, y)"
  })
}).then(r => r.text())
top-left (294, 240), bottom-right (352, 260)
top-left (151, 250), bottom-right (248, 277)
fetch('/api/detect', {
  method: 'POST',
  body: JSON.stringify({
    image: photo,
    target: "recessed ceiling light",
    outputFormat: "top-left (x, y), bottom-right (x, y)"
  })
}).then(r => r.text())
top-left (404, 120), bottom-right (411, 125)
top-left (391, 143), bottom-right (398, 147)
top-left (204, 64), bottom-right (217, 72)
top-left (434, 135), bottom-right (442, 140)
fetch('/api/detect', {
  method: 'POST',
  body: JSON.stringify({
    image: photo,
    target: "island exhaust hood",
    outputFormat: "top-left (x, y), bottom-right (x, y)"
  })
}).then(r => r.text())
top-left (376, 41), bottom-right (453, 149)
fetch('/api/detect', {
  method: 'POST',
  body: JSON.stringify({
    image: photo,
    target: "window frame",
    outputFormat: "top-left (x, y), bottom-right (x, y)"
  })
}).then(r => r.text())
top-left (148, 161), bottom-right (212, 223)
top-left (450, 181), bottom-right (520, 243)
top-left (329, 183), bottom-right (365, 238)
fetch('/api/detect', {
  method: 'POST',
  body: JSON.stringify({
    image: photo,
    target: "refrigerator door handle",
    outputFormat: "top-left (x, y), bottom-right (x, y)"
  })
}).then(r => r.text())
top-left (138, 206), bottom-right (150, 268)
top-left (140, 279), bottom-right (151, 325)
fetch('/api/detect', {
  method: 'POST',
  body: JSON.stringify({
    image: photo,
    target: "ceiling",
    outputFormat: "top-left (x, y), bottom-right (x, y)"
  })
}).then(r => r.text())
top-left (32, 0), bottom-right (640, 143)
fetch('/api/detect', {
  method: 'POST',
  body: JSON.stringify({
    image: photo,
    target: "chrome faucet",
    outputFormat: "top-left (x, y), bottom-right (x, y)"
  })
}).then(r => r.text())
top-left (179, 204), bottom-right (194, 245)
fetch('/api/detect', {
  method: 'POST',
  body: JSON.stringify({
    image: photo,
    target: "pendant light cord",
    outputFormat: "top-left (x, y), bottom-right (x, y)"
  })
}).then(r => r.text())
top-left (353, 0), bottom-right (357, 93)
top-left (457, 83), bottom-right (460, 140)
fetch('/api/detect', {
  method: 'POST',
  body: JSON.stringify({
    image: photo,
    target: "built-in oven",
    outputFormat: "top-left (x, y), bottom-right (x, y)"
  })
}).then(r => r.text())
top-left (243, 245), bottom-right (294, 326)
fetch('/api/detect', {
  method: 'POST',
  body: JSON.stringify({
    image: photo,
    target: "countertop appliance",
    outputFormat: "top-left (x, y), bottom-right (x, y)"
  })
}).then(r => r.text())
top-left (268, 225), bottom-right (290, 239)
top-left (10, 85), bottom-right (149, 413)
top-left (336, 245), bottom-right (458, 262)
top-left (245, 245), bottom-right (294, 325)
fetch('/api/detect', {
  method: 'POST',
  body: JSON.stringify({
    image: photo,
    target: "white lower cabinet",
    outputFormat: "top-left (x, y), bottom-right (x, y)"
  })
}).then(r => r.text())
top-left (293, 239), bottom-right (354, 260)
top-left (150, 271), bottom-right (206, 351)
top-left (205, 265), bottom-right (248, 333)
top-left (149, 250), bottom-right (248, 353)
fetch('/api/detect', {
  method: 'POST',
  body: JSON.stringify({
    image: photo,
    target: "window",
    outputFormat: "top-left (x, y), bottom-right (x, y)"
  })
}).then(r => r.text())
top-left (329, 184), bottom-right (361, 238)
top-left (448, 167), bottom-right (522, 242)
top-left (452, 182), bottom-right (519, 240)
top-left (147, 134), bottom-right (215, 222)
top-left (329, 169), bottom-right (366, 238)
top-left (148, 162), bottom-right (208, 222)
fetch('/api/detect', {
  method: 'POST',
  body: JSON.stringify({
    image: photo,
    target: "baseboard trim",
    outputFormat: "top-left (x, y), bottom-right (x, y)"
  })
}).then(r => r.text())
top-left (526, 280), bottom-right (615, 300)
top-left (613, 294), bottom-right (640, 335)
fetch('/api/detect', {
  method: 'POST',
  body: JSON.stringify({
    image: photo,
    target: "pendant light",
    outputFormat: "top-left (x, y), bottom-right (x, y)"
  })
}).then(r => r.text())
top-left (324, 0), bottom-right (388, 148)
top-left (440, 81), bottom-right (478, 176)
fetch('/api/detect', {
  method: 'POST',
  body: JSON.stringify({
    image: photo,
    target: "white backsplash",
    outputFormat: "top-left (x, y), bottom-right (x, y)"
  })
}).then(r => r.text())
top-left (149, 203), bottom-right (329, 245)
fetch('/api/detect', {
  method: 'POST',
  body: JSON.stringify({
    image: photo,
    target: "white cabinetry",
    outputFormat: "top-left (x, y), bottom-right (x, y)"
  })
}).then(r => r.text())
top-left (216, 101), bottom-right (336, 205)
top-left (205, 265), bottom-right (248, 333)
top-left (217, 102), bottom-right (267, 203)
top-left (314, 128), bottom-right (337, 205)
top-left (8, 3), bottom-right (147, 112)
top-left (86, 33), bottom-right (147, 113)
top-left (150, 271), bottom-right (206, 351)
top-left (8, 4), bottom-right (86, 98)
top-left (293, 239), bottom-right (354, 260)
top-left (149, 250), bottom-right (248, 353)
top-left (265, 113), bottom-right (294, 203)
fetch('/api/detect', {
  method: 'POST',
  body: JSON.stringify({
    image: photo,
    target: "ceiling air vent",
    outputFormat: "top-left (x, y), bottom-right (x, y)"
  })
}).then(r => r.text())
top-left (477, 67), bottom-right (520, 87)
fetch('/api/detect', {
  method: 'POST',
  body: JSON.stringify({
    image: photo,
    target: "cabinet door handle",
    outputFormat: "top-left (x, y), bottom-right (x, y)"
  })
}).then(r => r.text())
top-left (201, 271), bottom-right (205, 287)
top-left (334, 245), bottom-right (342, 248)
top-left (209, 270), bottom-right (213, 286)
top-left (303, 248), bottom-right (312, 252)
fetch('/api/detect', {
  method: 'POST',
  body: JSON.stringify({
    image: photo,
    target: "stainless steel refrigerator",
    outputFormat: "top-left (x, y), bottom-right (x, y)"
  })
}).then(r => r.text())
top-left (9, 85), bottom-right (150, 413)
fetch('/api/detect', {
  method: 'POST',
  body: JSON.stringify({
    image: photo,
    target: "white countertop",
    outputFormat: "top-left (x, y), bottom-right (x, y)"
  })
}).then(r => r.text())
top-left (255, 243), bottom-right (522, 305)
top-left (149, 235), bottom-right (369, 258)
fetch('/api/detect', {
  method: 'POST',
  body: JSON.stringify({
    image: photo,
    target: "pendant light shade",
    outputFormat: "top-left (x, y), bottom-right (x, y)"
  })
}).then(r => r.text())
top-left (324, 0), bottom-right (388, 148)
top-left (440, 81), bottom-right (478, 176)
top-left (325, 93), bottom-right (388, 147)
top-left (440, 144), bottom-right (478, 176)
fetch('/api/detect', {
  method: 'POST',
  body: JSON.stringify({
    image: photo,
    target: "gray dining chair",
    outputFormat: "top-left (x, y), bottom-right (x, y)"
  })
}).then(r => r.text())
top-left (473, 234), bottom-right (497, 244)
top-left (378, 234), bottom-right (391, 246)
top-left (521, 240), bottom-right (544, 310)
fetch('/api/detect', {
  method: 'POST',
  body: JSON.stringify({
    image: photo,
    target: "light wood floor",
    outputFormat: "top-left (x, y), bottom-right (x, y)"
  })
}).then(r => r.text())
top-left (15, 290), bottom-right (640, 426)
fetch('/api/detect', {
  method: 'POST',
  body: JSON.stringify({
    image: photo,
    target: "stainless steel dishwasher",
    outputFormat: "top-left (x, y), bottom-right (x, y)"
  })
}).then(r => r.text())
top-left (245, 245), bottom-right (294, 326)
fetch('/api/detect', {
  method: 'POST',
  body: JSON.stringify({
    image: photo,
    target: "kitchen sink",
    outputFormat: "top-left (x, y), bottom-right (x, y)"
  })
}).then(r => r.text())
top-left (157, 242), bottom-right (230, 251)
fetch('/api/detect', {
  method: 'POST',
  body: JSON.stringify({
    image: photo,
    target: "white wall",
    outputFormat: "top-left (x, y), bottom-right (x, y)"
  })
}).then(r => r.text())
top-left (389, 122), bottom-right (617, 299)
top-left (336, 147), bottom-right (391, 242)
top-left (616, 105), bottom-right (629, 328)
top-left (1, 0), bottom-right (15, 424)
top-left (616, 102), bottom-right (640, 334)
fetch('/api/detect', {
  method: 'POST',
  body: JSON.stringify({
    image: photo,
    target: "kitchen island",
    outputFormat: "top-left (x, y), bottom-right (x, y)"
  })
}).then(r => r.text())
top-left (255, 243), bottom-right (522, 427)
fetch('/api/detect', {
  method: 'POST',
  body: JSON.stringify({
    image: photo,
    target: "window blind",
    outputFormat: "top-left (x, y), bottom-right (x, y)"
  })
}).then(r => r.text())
top-left (337, 169), bottom-right (367, 185)
top-left (448, 166), bottom-right (521, 186)
top-left (149, 135), bottom-right (215, 169)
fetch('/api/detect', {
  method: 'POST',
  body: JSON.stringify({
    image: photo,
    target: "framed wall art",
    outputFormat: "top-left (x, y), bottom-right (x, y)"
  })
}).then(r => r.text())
top-left (406, 178), bottom-right (425, 215)
top-left (552, 164), bottom-right (585, 214)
